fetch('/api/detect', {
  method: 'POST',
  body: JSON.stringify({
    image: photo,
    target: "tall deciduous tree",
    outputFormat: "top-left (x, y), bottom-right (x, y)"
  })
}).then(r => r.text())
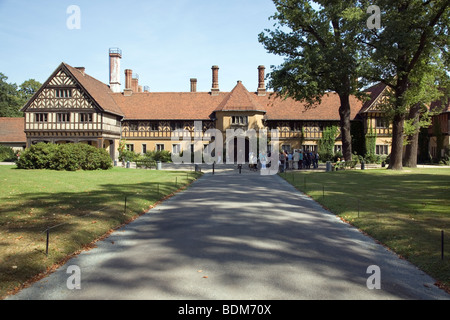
top-left (0, 73), bottom-right (41, 117)
top-left (357, 0), bottom-right (449, 170)
top-left (259, 0), bottom-right (367, 161)
top-left (0, 73), bottom-right (22, 117)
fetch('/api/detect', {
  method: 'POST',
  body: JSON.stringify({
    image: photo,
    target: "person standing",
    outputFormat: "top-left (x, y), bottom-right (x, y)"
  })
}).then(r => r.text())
top-left (293, 149), bottom-right (299, 170)
top-left (288, 152), bottom-right (293, 170)
top-left (259, 151), bottom-right (267, 169)
top-left (299, 150), bottom-right (303, 169)
top-left (314, 151), bottom-right (320, 169)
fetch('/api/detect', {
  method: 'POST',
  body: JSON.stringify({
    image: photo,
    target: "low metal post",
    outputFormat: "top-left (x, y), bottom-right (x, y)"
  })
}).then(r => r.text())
top-left (46, 227), bottom-right (49, 256)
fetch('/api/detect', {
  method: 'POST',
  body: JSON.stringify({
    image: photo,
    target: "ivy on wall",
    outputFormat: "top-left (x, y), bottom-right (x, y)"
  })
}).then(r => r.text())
top-left (365, 127), bottom-right (377, 157)
top-left (318, 125), bottom-right (338, 158)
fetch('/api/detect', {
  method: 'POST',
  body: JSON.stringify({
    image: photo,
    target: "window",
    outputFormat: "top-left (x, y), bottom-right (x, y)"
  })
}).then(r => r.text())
top-left (172, 144), bottom-right (181, 154)
top-left (156, 144), bottom-right (164, 151)
top-left (150, 122), bottom-right (159, 131)
top-left (282, 145), bottom-right (291, 152)
top-left (231, 116), bottom-right (248, 125)
top-left (55, 89), bottom-right (72, 98)
top-left (142, 144), bottom-right (147, 154)
top-left (35, 113), bottom-right (48, 123)
top-left (334, 145), bottom-right (343, 154)
top-left (302, 145), bottom-right (317, 152)
top-left (376, 145), bottom-right (389, 155)
top-left (57, 113), bottom-right (70, 123)
top-left (171, 122), bottom-right (183, 131)
top-left (376, 118), bottom-right (389, 128)
top-left (126, 144), bottom-right (134, 152)
top-left (79, 113), bottom-right (93, 123)
top-left (129, 122), bottom-right (138, 132)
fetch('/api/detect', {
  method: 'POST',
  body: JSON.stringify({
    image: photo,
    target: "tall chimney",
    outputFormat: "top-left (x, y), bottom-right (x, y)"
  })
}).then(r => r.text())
top-left (211, 65), bottom-right (219, 96)
top-left (190, 78), bottom-right (197, 92)
top-left (124, 69), bottom-right (133, 96)
top-left (109, 48), bottom-right (122, 93)
top-left (132, 73), bottom-right (139, 93)
top-left (257, 65), bottom-right (266, 96)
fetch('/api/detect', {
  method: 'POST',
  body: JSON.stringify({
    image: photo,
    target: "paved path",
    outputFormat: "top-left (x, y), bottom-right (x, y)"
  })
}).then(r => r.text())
top-left (7, 170), bottom-right (450, 300)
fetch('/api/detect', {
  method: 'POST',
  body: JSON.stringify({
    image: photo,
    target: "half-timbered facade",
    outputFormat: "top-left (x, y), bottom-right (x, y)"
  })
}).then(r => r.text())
top-left (21, 63), bottom-right (123, 159)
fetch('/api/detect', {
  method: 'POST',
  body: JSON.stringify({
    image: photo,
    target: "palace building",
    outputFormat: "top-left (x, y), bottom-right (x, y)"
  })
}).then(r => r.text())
top-left (13, 48), bottom-right (399, 163)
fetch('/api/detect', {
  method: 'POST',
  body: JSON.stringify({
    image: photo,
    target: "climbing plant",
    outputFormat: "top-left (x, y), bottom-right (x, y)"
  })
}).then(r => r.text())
top-left (318, 125), bottom-right (338, 161)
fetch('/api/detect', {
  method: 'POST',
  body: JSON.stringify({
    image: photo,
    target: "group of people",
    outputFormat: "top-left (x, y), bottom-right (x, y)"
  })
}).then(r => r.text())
top-left (279, 149), bottom-right (319, 172)
top-left (248, 149), bottom-right (319, 172)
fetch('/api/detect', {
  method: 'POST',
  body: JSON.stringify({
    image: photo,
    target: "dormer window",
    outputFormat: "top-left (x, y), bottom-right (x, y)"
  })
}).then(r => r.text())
top-left (55, 89), bottom-right (72, 98)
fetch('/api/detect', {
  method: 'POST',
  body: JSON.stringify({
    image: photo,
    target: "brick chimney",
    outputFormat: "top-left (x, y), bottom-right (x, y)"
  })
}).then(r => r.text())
top-left (132, 74), bottom-right (139, 93)
top-left (124, 69), bottom-right (133, 96)
top-left (109, 48), bottom-right (122, 93)
top-left (211, 65), bottom-right (219, 96)
top-left (257, 65), bottom-right (266, 96)
top-left (75, 67), bottom-right (85, 75)
top-left (190, 78), bottom-right (197, 92)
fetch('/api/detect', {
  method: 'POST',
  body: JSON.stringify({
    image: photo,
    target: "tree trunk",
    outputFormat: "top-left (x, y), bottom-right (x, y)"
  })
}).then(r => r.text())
top-left (388, 113), bottom-right (405, 170)
top-left (338, 94), bottom-right (353, 161)
top-left (403, 104), bottom-right (421, 168)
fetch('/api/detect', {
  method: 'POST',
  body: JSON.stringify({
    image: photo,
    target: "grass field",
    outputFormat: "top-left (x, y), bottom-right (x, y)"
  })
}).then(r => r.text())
top-left (280, 167), bottom-right (450, 292)
top-left (0, 165), bottom-right (201, 298)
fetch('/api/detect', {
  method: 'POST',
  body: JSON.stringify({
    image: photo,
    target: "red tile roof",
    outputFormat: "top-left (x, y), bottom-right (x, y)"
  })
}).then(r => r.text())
top-left (0, 117), bottom-right (26, 143)
top-left (114, 82), bottom-right (365, 121)
top-left (259, 92), bottom-right (364, 121)
top-left (111, 92), bottom-right (227, 120)
top-left (64, 63), bottom-right (124, 116)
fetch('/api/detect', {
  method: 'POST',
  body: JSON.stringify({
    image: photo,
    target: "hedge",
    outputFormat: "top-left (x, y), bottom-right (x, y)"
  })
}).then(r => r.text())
top-left (16, 143), bottom-right (112, 171)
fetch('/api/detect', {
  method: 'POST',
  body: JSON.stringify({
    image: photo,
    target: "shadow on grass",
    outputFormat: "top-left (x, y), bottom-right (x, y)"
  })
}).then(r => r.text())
top-left (0, 175), bottom-right (199, 297)
top-left (282, 169), bottom-right (450, 290)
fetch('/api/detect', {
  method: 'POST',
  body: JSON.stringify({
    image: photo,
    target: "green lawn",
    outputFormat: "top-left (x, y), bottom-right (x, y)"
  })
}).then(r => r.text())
top-left (280, 167), bottom-right (450, 292)
top-left (0, 165), bottom-right (200, 298)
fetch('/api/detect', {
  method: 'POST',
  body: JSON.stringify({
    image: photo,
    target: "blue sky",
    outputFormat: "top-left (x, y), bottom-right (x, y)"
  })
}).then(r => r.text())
top-left (0, 0), bottom-right (285, 92)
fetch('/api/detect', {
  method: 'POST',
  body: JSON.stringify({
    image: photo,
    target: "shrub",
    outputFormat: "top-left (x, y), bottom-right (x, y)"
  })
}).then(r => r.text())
top-left (145, 150), bottom-right (172, 163)
top-left (16, 143), bottom-right (58, 169)
top-left (16, 143), bottom-right (112, 171)
top-left (119, 149), bottom-right (140, 162)
top-left (0, 145), bottom-right (17, 162)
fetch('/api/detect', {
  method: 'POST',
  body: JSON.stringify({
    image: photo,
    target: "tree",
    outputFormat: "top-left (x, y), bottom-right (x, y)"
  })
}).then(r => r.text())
top-left (357, 0), bottom-right (450, 170)
top-left (19, 79), bottom-right (42, 103)
top-left (259, 0), bottom-right (367, 161)
top-left (0, 73), bottom-right (41, 117)
top-left (0, 73), bottom-right (22, 117)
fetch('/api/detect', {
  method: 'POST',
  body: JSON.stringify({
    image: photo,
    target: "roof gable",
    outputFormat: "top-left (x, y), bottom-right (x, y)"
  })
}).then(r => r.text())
top-left (22, 63), bottom-right (124, 117)
top-left (215, 81), bottom-right (265, 113)
top-left (360, 83), bottom-right (389, 113)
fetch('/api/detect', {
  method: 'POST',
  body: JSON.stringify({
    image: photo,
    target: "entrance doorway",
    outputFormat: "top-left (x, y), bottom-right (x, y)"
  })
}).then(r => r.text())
top-left (227, 137), bottom-right (250, 163)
